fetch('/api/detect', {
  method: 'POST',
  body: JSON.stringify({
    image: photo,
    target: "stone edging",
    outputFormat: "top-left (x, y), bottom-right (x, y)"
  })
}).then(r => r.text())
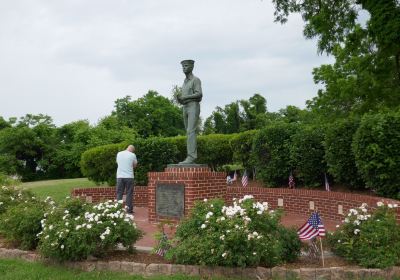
top-left (1, 247), bottom-right (399, 279)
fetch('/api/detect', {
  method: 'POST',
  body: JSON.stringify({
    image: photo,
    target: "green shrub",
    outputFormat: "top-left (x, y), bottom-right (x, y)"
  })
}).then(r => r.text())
top-left (133, 137), bottom-right (179, 185)
top-left (0, 172), bottom-right (20, 187)
top-left (81, 134), bottom-right (237, 185)
top-left (167, 196), bottom-right (301, 267)
top-left (80, 142), bottom-right (125, 185)
top-left (164, 136), bottom-right (186, 161)
top-left (230, 130), bottom-right (257, 171)
top-left (38, 198), bottom-right (143, 261)
top-left (253, 122), bottom-right (298, 186)
top-left (0, 199), bottom-right (48, 250)
top-left (0, 186), bottom-right (36, 214)
top-left (328, 202), bottom-right (400, 268)
top-left (197, 134), bottom-right (234, 170)
top-left (353, 110), bottom-right (400, 198)
top-left (325, 118), bottom-right (364, 189)
top-left (290, 125), bottom-right (326, 187)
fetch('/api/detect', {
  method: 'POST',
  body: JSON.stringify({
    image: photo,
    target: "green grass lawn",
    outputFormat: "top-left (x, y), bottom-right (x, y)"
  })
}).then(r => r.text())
top-left (0, 258), bottom-right (212, 280)
top-left (21, 178), bottom-right (104, 202)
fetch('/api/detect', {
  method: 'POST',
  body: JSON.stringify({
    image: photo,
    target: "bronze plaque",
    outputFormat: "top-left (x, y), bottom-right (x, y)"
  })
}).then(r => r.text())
top-left (156, 184), bottom-right (185, 218)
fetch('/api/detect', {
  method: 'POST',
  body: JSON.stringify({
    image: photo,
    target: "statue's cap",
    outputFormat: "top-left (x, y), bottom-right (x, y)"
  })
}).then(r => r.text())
top-left (180, 59), bottom-right (195, 65)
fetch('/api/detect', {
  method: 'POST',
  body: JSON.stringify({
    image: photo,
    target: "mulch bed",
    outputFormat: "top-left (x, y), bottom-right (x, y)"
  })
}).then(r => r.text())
top-left (101, 250), bottom-right (172, 264)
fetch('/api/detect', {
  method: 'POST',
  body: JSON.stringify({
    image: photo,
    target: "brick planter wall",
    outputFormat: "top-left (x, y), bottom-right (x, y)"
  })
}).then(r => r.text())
top-left (71, 186), bottom-right (148, 207)
top-left (72, 184), bottom-right (400, 223)
top-left (226, 187), bottom-right (400, 222)
top-left (147, 166), bottom-right (226, 222)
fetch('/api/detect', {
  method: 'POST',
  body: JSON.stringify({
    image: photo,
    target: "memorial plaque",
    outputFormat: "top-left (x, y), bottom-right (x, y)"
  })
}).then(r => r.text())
top-left (156, 184), bottom-right (185, 217)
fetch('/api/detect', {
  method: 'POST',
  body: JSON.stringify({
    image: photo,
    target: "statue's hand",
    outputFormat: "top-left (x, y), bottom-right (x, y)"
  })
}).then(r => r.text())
top-left (176, 94), bottom-right (184, 104)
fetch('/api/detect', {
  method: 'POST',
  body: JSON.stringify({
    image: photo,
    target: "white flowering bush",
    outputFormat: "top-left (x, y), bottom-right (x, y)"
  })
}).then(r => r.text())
top-left (0, 173), bottom-right (21, 187)
top-left (166, 195), bottom-right (301, 267)
top-left (328, 202), bottom-right (400, 268)
top-left (0, 186), bottom-right (36, 214)
top-left (38, 198), bottom-right (143, 261)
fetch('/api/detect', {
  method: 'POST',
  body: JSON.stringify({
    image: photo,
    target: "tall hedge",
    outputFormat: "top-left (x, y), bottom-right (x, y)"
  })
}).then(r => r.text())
top-left (325, 118), bottom-right (364, 189)
top-left (230, 130), bottom-right (257, 171)
top-left (290, 125), bottom-right (326, 187)
top-left (253, 122), bottom-right (298, 187)
top-left (80, 142), bottom-right (125, 185)
top-left (134, 137), bottom-right (180, 184)
top-left (353, 110), bottom-right (400, 198)
top-left (197, 134), bottom-right (234, 170)
top-left (80, 138), bottom-right (179, 186)
top-left (80, 134), bottom-right (235, 186)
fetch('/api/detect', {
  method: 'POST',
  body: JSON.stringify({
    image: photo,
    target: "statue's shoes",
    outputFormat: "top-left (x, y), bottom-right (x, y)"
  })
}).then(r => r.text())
top-left (178, 157), bottom-right (195, 164)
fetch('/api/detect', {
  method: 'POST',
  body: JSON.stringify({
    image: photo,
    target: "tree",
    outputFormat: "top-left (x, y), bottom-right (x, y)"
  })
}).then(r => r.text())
top-left (240, 94), bottom-right (268, 130)
top-left (113, 91), bottom-right (185, 138)
top-left (278, 105), bottom-right (312, 124)
top-left (0, 117), bottom-right (11, 130)
top-left (203, 94), bottom-right (268, 134)
top-left (272, 0), bottom-right (400, 117)
top-left (308, 25), bottom-right (400, 119)
top-left (0, 114), bottom-right (58, 180)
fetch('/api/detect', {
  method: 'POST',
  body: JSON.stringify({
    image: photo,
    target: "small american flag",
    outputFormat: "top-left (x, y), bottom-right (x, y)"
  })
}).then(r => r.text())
top-left (324, 173), bottom-right (330, 192)
top-left (297, 212), bottom-right (326, 240)
top-left (156, 233), bottom-right (169, 257)
top-left (241, 170), bottom-right (248, 187)
top-left (289, 172), bottom-right (295, 189)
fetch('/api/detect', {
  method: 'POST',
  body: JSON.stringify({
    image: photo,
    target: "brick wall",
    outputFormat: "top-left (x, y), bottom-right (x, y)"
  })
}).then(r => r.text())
top-left (226, 187), bottom-right (400, 222)
top-left (71, 184), bottom-right (400, 223)
top-left (71, 186), bottom-right (148, 207)
top-left (147, 166), bottom-right (226, 222)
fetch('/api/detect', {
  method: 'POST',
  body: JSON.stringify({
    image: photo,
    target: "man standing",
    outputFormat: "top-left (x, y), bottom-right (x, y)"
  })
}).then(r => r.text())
top-left (116, 145), bottom-right (137, 214)
top-left (177, 59), bottom-right (202, 164)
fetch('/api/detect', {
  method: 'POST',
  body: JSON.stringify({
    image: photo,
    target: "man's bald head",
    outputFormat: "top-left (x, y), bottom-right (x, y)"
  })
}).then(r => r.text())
top-left (127, 145), bottom-right (135, 152)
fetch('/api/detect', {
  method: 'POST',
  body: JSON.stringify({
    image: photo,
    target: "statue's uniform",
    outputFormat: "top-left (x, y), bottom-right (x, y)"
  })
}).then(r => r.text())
top-left (181, 74), bottom-right (202, 162)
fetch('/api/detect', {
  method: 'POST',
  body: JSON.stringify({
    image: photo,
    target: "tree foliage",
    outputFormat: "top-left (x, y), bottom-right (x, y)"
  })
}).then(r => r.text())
top-left (324, 117), bottom-right (364, 189)
top-left (352, 110), bottom-right (400, 198)
top-left (272, 0), bottom-right (400, 118)
top-left (113, 91), bottom-right (184, 138)
top-left (203, 94), bottom-right (270, 134)
top-left (290, 125), bottom-right (326, 187)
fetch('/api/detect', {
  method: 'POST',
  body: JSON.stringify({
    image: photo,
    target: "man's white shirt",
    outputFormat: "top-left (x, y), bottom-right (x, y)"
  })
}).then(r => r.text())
top-left (116, 150), bottom-right (137, 178)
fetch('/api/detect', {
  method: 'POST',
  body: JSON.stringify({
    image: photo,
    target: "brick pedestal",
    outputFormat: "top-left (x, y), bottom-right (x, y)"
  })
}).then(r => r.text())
top-left (147, 165), bottom-right (226, 222)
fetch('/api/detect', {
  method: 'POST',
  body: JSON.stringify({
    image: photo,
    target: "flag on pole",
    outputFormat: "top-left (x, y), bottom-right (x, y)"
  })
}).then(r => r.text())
top-left (156, 233), bottom-right (170, 257)
top-left (288, 172), bottom-right (295, 189)
top-left (232, 171), bottom-right (237, 182)
top-left (324, 173), bottom-right (330, 192)
top-left (297, 212), bottom-right (326, 240)
top-left (241, 170), bottom-right (248, 187)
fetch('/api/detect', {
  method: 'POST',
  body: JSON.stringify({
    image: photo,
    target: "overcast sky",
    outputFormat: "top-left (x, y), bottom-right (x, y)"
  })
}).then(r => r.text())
top-left (0, 0), bottom-right (334, 126)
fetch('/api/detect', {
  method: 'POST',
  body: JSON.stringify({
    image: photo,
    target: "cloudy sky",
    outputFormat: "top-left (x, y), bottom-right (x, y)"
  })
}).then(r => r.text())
top-left (0, 0), bottom-right (334, 126)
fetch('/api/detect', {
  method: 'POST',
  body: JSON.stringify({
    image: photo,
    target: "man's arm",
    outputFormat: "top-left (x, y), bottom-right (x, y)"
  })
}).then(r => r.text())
top-left (132, 154), bottom-right (138, 169)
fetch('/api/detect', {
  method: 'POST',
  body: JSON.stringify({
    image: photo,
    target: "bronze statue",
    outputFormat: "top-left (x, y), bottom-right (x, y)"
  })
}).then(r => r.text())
top-left (177, 60), bottom-right (202, 164)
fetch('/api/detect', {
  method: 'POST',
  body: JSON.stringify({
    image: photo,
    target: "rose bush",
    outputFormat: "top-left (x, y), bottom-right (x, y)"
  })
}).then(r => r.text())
top-left (0, 186), bottom-right (36, 214)
top-left (166, 195), bottom-right (301, 267)
top-left (328, 202), bottom-right (400, 268)
top-left (38, 198), bottom-right (143, 261)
